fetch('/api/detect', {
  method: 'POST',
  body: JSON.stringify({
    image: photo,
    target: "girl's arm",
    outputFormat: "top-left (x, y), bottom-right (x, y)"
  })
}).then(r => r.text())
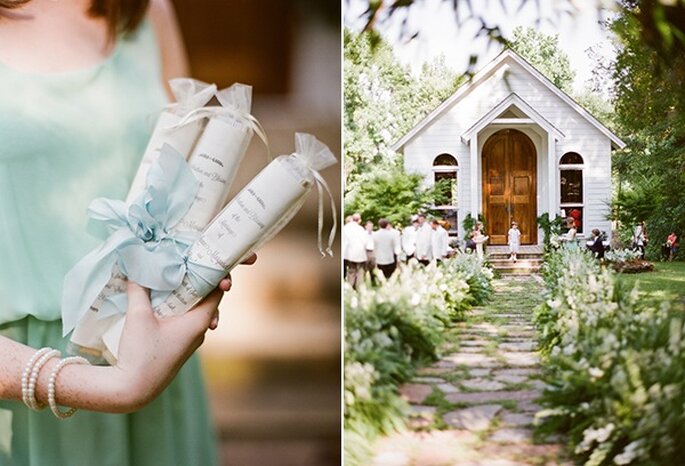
top-left (0, 280), bottom-right (227, 414)
top-left (148, 0), bottom-right (191, 95)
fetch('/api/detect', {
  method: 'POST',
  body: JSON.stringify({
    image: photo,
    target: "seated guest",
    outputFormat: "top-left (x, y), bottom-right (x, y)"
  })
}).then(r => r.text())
top-left (588, 228), bottom-right (605, 259)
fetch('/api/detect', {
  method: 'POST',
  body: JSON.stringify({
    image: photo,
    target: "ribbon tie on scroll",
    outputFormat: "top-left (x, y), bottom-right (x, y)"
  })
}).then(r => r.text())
top-left (165, 82), bottom-right (272, 160)
top-left (292, 133), bottom-right (338, 257)
top-left (61, 144), bottom-right (200, 336)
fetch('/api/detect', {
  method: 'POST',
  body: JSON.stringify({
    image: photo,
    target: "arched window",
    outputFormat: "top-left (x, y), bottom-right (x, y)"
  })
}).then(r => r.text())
top-left (433, 154), bottom-right (458, 207)
top-left (559, 152), bottom-right (584, 233)
top-left (433, 154), bottom-right (458, 232)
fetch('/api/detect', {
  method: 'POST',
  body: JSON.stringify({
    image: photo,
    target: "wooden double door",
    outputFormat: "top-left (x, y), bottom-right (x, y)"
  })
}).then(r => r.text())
top-left (482, 129), bottom-right (537, 245)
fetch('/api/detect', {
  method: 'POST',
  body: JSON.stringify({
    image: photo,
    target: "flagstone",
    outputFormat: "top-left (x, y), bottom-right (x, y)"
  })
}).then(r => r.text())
top-left (460, 378), bottom-right (506, 391)
top-left (467, 368), bottom-right (491, 377)
top-left (499, 351), bottom-right (540, 367)
top-left (408, 405), bottom-right (437, 429)
top-left (493, 368), bottom-right (537, 377)
top-left (399, 383), bottom-right (433, 404)
top-left (489, 428), bottom-right (534, 443)
top-left (492, 373), bottom-right (527, 384)
top-left (445, 390), bottom-right (538, 404)
top-left (436, 382), bottom-right (459, 394)
top-left (499, 411), bottom-right (535, 427)
top-left (457, 346), bottom-right (485, 353)
top-left (498, 341), bottom-right (537, 352)
top-left (459, 339), bottom-right (490, 347)
top-left (412, 377), bottom-right (444, 384)
top-left (444, 353), bottom-right (500, 367)
top-left (443, 404), bottom-right (502, 431)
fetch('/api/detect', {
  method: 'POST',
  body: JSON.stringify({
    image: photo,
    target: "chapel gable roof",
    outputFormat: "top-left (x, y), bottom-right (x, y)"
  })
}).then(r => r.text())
top-left (391, 48), bottom-right (625, 151)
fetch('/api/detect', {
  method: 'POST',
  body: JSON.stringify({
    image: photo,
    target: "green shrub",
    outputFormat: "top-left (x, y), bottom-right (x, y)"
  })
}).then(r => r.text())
top-left (534, 248), bottom-right (685, 465)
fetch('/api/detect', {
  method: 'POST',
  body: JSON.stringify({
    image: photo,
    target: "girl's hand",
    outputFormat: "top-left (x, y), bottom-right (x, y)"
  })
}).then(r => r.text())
top-left (114, 253), bottom-right (257, 410)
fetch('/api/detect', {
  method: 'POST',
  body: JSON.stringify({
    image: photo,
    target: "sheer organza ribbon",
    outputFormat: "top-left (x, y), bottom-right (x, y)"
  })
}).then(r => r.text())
top-left (61, 145), bottom-right (223, 336)
top-left (166, 78), bottom-right (217, 116)
top-left (292, 133), bottom-right (337, 257)
top-left (165, 82), bottom-right (271, 159)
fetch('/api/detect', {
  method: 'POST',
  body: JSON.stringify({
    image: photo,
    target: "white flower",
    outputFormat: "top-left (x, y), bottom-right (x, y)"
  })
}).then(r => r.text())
top-left (589, 367), bottom-right (604, 379)
top-left (410, 293), bottom-right (421, 306)
top-left (613, 440), bottom-right (643, 465)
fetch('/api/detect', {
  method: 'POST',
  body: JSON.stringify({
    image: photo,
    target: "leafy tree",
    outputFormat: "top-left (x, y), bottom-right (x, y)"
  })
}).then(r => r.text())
top-left (344, 28), bottom-right (461, 202)
top-left (509, 26), bottom-right (575, 92)
top-left (609, 2), bottom-right (685, 258)
top-left (344, 160), bottom-right (447, 227)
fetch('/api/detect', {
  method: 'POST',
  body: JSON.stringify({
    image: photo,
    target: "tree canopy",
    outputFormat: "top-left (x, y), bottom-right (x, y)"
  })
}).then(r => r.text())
top-left (610, 2), bottom-right (685, 256)
top-left (509, 26), bottom-right (575, 92)
top-left (344, 29), bottom-right (462, 223)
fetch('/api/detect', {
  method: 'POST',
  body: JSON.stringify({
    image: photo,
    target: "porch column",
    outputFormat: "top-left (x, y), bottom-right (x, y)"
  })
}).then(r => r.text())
top-left (547, 135), bottom-right (557, 216)
top-left (470, 135), bottom-right (479, 218)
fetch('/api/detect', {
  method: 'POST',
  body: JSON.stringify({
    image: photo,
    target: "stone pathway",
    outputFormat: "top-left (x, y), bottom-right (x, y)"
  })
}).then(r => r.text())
top-left (371, 276), bottom-right (570, 466)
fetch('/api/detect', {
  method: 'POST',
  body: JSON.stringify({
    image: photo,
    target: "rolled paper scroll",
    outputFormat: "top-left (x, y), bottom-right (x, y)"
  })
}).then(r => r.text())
top-left (99, 133), bottom-right (337, 363)
top-left (126, 78), bottom-right (216, 203)
top-left (175, 83), bottom-right (263, 233)
top-left (69, 85), bottom-right (267, 362)
top-left (64, 145), bottom-right (200, 363)
top-left (154, 132), bottom-right (337, 317)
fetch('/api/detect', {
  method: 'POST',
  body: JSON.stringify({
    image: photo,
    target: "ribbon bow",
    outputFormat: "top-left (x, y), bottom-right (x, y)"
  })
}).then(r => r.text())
top-left (62, 144), bottom-right (201, 336)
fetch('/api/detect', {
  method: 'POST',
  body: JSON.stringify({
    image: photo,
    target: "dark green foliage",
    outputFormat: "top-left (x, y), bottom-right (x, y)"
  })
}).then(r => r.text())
top-left (610, 3), bottom-right (685, 259)
top-left (537, 213), bottom-right (565, 252)
top-left (344, 162), bottom-right (448, 226)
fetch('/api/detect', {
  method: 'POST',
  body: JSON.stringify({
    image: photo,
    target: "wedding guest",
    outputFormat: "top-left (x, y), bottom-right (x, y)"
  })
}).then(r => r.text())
top-left (0, 1), bottom-right (253, 465)
top-left (343, 215), bottom-right (353, 278)
top-left (633, 220), bottom-right (647, 259)
top-left (363, 220), bottom-right (376, 283)
top-left (667, 231), bottom-right (678, 262)
top-left (373, 219), bottom-right (401, 278)
top-left (431, 219), bottom-right (449, 262)
top-left (389, 220), bottom-right (402, 262)
top-left (562, 217), bottom-right (578, 250)
top-left (415, 214), bottom-right (433, 266)
top-left (507, 221), bottom-right (521, 262)
top-left (472, 221), bottom-right (489, 259)
top-left (589, 228), bottom-right (606, 259)
top-left (343, 213), bottom-right (368, 288)
top-left (401, 216), bottom-right (419, 261)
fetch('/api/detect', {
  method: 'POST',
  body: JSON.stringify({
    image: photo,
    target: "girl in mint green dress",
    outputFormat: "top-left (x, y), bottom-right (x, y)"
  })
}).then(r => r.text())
top-left (0, 1), bottom-right (226, 464)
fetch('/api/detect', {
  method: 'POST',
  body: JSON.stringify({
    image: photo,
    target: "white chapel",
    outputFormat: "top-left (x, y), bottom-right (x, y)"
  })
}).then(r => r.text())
top-left (392, 49), bottom-right (625, 245)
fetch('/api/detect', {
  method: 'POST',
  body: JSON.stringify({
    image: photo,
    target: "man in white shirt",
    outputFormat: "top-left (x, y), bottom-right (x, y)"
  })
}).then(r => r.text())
top-left (373, 218), bottom-right (401, 278)
top-left (343, 213), bottom-right (369, 288)
top-left (431, 219), bottom-right (449, 262)
top-left (401, 216), bottom-right (419, 261)
top-left (342, 215), bottom-right (352, 278)
top-left (415, 214), bottom-right (433, 266)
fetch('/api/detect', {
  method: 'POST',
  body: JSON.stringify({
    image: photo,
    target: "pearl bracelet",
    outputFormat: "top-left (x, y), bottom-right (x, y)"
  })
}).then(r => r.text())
top-left (21, 347), bottom-right (51, 410)
top-left (47, 356), bottom-right (89, 419)
top-left (24, 348), bottom-right (60, 411)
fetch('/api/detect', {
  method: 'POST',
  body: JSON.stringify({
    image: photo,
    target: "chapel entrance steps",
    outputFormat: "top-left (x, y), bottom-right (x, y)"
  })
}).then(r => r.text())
top-left (486, 245), bottom-right (544, 276)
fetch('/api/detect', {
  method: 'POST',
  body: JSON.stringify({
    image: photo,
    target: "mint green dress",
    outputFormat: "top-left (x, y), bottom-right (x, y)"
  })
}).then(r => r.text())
top-left (0, 22), bottom-right (218, 466)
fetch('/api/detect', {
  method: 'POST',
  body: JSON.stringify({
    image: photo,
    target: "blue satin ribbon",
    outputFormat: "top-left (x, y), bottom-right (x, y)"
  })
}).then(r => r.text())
top-left (62, 144), bottom-right (223, 336)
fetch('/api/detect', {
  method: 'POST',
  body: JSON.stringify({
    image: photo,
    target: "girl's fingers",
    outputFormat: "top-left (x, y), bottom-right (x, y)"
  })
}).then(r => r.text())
top-left (126, 282), bottom-right (152, 317)
top-left (219, 277), bottom-right (232, 292)
top-left (241, 253), bottom-right (257, 265)
top-left (209, 310), bottom-right (219, 330)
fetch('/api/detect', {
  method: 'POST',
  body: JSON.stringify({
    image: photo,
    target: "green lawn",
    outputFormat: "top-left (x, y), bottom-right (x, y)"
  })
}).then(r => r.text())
top-left (616, 261), bottom-right (685, 302)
